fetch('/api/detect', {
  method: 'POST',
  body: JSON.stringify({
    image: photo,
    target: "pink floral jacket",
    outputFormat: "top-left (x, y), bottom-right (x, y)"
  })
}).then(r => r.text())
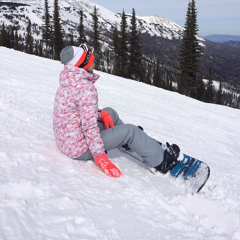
top-left (53, 64), bottom-right (105, 159)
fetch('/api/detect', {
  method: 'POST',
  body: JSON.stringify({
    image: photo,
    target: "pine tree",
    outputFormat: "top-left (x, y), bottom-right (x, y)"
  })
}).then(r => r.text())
top-left (70, 32), bottom-right (74, 45)
top-left (112, 23), bottom-right (121, 76)
top-left (14, 30), bottom-right (20, 50)
top-left (178, 0), bottom-right (202, 99)
top-left (129, 8), bottom-right (145, 81)
top-left (9, 27), bottom-right (14, 48)
top-left (38, 41), bottom-right (43, 57)
top-left (34, 41), bottom-right (39, 56)
top-left (197, 73), bottom-right (205, 100)
top-left (153, 59), bottom-right (162, 88)
top-left (42, 0), bottom-right (51, 57)
top-left (78, 10), bottom-right (85, 44)
top-left (169, 77), bottom-right (173, 91)
top-left (165, 75), bottom-right (170, 90)
top-left (237, 95), bottom-right (240, 109)
top-left (25, 19), bottom-right (34, 54)
top-left (91, 6), bottom-right (101, 69)
top-left (0, 23), bottom-right (7, 46)
top-left (203, 68), bottom-right (215, 103)
top-left (49, 25), bottom-right (54, 58)
top-left (216, 78), bottom-right (223, 105)
top-left (53, 0), bottom-right (64, 60)
top-left (146, 63), bottom-right (152, 85)
top-left (118, 9), bottom-right (129, 78)
top-left (6, 31), bottom-right (11, 48)
top-left (203, 81), bottom-right (214, 103)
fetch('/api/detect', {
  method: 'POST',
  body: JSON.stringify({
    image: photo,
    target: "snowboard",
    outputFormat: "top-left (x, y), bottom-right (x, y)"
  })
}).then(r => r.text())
top-left (119, 141), bottom-right (210, 194)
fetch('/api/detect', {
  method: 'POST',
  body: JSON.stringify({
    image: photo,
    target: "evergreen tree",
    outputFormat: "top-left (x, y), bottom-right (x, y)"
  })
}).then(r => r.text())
top-left (38, 41), bottom-right (44, 57)
top-left (104, 49), bottom-right (112, 73)
top-left (49, 25), bottom-right (54, 58)
top-left (197, 72), bottom-right (205, 100)
top-left (9, 27), bottom-right (15, 48)
top-left (34, 41), bottom-right (39, 56)
top-left (53, 0), bottom-right (64, 60)
top-left (14, 30), bottom-right (20, 50)
top-left (25, 19), bottom-right (34, 54)
top-left (0, 23), bottom-right (7, 46)
top-left (6, 31), bottom-right (11, 48)
top-left (237, 96), bottom-right (240, 109)
top-left (70, 32), bottom-right (74, 45)
top-left (169, 77), bottom-right (173, 91)
top-left (216, 78), bottom-right (223, 105)
top-left (165, 75), bottom-right (170, 90)
top-left (203, 81), bottom-right (214, 103)
top-left (112, 23), bottom-right (121, 76)
top-left (146, 63), bottom-right (152, 85)
top-left (78, 10), bottom-right (86, 44)
top-left (203, 69), bottom-right (215, 103)
top-left (153, 59), bottom-right (162, 88)
top-left (91, 6), bottom-right (101, 69)
top-left (118, 9), bottom-right (129, 78)
top-left (178, 0), bottom-right (202, 99)
top-left (18, 33), bottom-right (24, 52)
top-left (42, 0), bottom-right (52, 57)
top-left (129, 8), bottom-right (145, 81)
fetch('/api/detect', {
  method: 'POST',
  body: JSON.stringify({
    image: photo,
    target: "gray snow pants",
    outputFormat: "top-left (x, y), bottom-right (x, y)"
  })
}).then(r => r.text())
top-left (75, 107), bottom-right (164, 168)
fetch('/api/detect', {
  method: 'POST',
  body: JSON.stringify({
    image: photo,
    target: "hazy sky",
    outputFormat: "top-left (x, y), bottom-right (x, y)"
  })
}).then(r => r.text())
top-left (92, 0), bottom-right (240, 36)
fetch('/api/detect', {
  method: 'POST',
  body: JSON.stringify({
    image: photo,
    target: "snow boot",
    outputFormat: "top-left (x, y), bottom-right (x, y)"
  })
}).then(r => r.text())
top-left (155, 142), bottom-right (180, 174)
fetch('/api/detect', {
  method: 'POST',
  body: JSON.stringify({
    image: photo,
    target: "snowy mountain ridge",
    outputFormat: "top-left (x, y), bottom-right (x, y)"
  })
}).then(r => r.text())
top-left (3, 0), bottom-right (240, 85)
top-left (0, 0), bottom-right (185, 41)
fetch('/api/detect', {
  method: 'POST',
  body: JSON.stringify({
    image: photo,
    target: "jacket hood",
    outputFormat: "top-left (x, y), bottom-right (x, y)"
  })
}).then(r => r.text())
top-left (59, 64), bottom-right (100, 88)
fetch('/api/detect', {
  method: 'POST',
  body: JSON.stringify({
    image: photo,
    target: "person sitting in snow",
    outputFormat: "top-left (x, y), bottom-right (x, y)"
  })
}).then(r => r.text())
top-left (53, 44), bottom-right (180, 178)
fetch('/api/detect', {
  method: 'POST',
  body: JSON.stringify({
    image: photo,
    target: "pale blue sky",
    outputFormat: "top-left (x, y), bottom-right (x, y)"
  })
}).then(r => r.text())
top-left (92, 0), bottom-right (240, 36)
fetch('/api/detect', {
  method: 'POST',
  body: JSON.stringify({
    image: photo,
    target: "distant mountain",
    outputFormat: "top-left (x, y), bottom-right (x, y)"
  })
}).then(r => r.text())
top-left (0, 0), bottom-right (185, 41)
top-left (0, 0), bottom-right (240, 84)
top-left (222, 41), bottom-right (240, 48)
top-left (203, 34), bottom-right (240, 43)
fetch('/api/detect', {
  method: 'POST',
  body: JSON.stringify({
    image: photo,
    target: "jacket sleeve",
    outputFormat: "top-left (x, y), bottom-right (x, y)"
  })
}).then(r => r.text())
top-left (78, 83), bottom-right (105, 158)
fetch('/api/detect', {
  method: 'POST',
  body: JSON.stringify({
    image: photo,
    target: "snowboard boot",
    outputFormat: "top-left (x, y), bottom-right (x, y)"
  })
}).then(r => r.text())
top-left (155, 142), bottom-right (180, 174)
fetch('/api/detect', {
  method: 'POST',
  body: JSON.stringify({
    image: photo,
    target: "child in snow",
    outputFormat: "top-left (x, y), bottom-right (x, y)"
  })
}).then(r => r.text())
top-left (53, 44), bottom-right (180, 178)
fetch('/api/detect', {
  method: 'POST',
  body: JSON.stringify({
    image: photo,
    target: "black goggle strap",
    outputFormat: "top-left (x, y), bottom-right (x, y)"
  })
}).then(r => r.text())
top-left (79, 49), bottom-right (92, 68)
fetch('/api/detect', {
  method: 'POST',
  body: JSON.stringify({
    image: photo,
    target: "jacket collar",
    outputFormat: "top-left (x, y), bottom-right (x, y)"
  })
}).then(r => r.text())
top-left (64, 64), bottom-right (100, 83)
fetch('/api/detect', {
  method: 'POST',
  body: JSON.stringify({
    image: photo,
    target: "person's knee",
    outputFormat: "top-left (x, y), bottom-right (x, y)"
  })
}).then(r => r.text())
top-left (103, 107), bottom-right (116, 116)
top-left (102, 107), bottom-right (124, 127)
top-left (124, 124), bottom-right (139, 134)
top-left (103, 107), bottom-right (118, 123)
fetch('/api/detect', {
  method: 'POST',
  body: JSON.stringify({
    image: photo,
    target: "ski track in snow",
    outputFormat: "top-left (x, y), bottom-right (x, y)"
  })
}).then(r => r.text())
top-left (1, 47), bottom-right (240, 240)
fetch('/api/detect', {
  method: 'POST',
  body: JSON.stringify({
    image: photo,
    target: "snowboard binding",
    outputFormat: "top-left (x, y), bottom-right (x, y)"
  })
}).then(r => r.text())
top-left (155, 142), bottom-right (180, 174)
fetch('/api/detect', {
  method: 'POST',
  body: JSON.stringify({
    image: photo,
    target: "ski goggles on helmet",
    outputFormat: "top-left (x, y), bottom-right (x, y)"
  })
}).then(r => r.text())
top-left (78, 43), bottom-right (95, 69)
top-left (80, 43), bottom-right (94, 54)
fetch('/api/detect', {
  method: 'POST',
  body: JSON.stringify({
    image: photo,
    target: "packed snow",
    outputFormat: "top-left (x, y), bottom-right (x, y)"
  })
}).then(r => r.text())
top-left (1, 47), bottom-right (240, 239)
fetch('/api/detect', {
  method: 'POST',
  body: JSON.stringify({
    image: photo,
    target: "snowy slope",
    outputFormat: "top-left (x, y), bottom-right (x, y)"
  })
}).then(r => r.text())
top-left (1, 47), bottom-right (240, 239)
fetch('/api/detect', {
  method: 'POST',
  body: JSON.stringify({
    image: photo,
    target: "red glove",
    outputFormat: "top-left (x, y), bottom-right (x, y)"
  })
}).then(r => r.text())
top-left (101, 110), bottom-right (114, 129)
top-left (94, 153), bottom-right (122, 178)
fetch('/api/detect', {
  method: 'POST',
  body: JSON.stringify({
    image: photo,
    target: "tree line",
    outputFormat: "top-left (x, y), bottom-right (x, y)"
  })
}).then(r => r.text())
top-left (177, 0), bottom-right (239, 108)
top-left (0, 0), bottom-right (239, 109)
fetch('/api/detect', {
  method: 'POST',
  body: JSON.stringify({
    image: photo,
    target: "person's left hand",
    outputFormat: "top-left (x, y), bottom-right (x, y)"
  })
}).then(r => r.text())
top-left (101, 110), bottom-right (114, 129)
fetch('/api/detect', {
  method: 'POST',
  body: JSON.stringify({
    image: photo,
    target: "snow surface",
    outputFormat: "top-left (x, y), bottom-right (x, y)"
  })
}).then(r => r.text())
top-left (1, 47), bottom-right (240, 239)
